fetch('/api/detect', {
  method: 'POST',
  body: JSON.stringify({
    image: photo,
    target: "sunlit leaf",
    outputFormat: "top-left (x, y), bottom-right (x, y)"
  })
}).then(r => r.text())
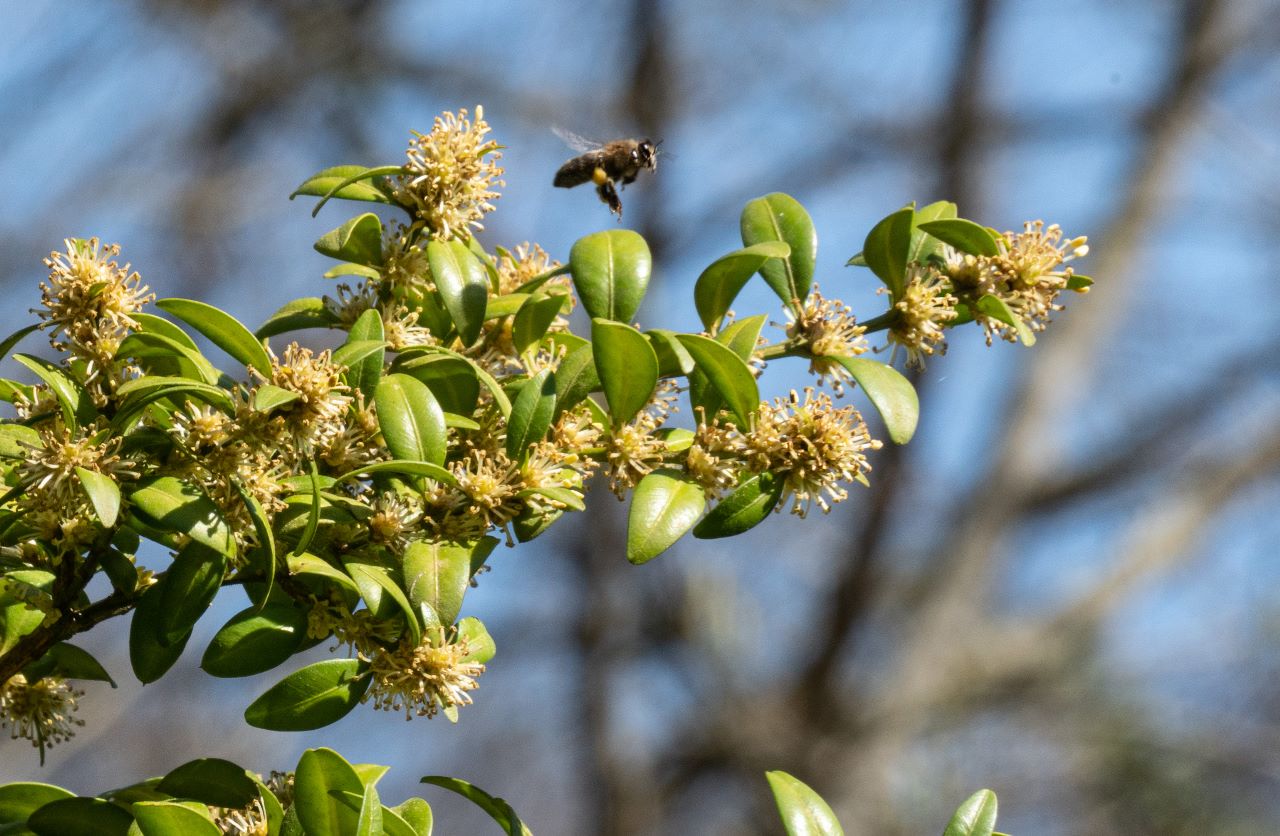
top-left (943, 789), bottom-right (998, 836)
top-left (861, 206), bottom-right (914, 298)
top-left (829, 357), bottom-right (919, 444)
top-left (420, 777), bottom-right (531, 836)
top-left (569, 229), bottom-right (652, 322)
top-left (739, 193), bottom-right (817, 311)
top-left (155, 298), bottom-right (273, 376)
top-left (244, 659), bottom-right (370, 731)
top-left (676, 333), bottom-right (759, 427)
top-left (505, 369), bottom-right (556, 462)
top-left (917, 217), bottom-right (1000, 257)
top-left (626, 469), bottom-right (706, 565)
top-left (591, 319), bottom-right (658, 428)
top-left (314, 213), bottom-right (384, 268)
top-left (201, 603), bottom-right (309, 678)
top-left (694, 241), bottom-right (792, 331)
top-left (428, 239), bottom-right (489, 347)
top-left (693, 472), bottom-right (782, 539)
top-left (375, 374), bottom-right (447, 465)
top-left (765, 771), bottom-right (844, 836)
top-left (156, 758), bottom-right (259, 809)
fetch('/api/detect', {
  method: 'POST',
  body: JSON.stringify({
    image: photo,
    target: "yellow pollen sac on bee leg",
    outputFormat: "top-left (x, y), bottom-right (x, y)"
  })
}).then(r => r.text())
top-left (591, 167), bottom-right (608, 186)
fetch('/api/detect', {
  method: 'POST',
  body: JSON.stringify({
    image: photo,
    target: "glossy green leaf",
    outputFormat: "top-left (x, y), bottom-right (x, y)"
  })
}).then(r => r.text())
top-left (244, 659), bottom-right (369, 731)
top-left (395, 354), bottom-right (479, 415)
top-left (694, 241), bottom-right (792, 331)
top-left (512, 293), bottom-right (568, 357)
top-left (294, 748), bottom-right (365, 836)
top-left (627, 469), bottom-right (706, 565)
top-left (1067, 274), bottom-right (1093, 290)
top-left (128, 476), bottom-right (234, 556)
top-left (428, 239), bottom-right (489, 347)
top-left (75, 467), bottom-right (120, 527)
top-left (291, 165), bottom-right (398, 205)
top-left (116, 332), bottom-right (221, 384)
top-left (132, 800), bottom-right (220, 836)
top-left (252, 384), bottom-right (301, 413)
top-left (315, 213), bottom-right (384, 268)
top-left (290, 461), bottom-right (324, 558)
top-left (829, 357), bottom-right (919, 444)
top-left (693, 472), bottom-right (782, 539)
top-left (402, 541), bottom-right (472, 627)
top-left (155, 759), bottom-right (259, 809)
top-left (391, 798), bottom-right (433, 836)
top-left (155, 298), bottom-right (273, 376)
top-left (305, 165), bottom-right (403, 217)
top-left (739, 193), bottom-right (817, 310)
top-left (551, 344), bottom-right (599, 419)
top-left (343, 558), bottom-right (421, 646)
top-left (21, 642), bottom-right (115, 687)
top-left (457, 616), bottom-right (496, 664)
top-left (112, 378), bottom-right (235, 427)
top-left (569, 229), bottom-right (652, 322)
top-left (340, 308), bottom-right (387, 400)
top-left (505, 369), bottom-right (556, 462)
top-left (917, 218), bottom-right (1000, 257)
top-left (201, 602), bottom-right (308, 678)
top-left (676, 334), bottom-right (759, 427)
top-left (862, 206), bottom-right (914, 298)
top-left (12, 355), bottom-right (96, 428)
top-left (717, 314), bottom-right (767, 358)
top-left (155, 541), bottom-right (228, 645)
top-left (132, 311), bottom-right (200, 352)
top-left (27, 798), bottom-right (133, 836)
top-left (646, 329), bottom-right (695, 377)
top-left (287, 553), bottom-right (362, 598)
top-left (0, 423), bottom-right (38, 458)
top-left (335, 459), bottom-right (457, 488)
top-left (591, 319), bottom-right (658, 428)
top-left (0, 323), bottom-right (40, 361)
top-left (375, 374), bottom-right (447, 465)
top-left (766, 771), bottom-right (843, 836)
top-left (129, 584), bottom-right (192, 684)
top-left (943, 789), bottom-right (998, 836)
top-left (485, 293), bottom-right (529, 320)
top-left (255, 297), bottom-right (337, 339)
top-left (419, 777), bottom-right (531, 836)
top-left (0, 782), bottom-right (75, 825)
top-left (974, 294), bottom-right (1035, 345)
top-left (906, 200), bottom-right (957, 264)
top-left (355, 782), bottom-right (383, 836)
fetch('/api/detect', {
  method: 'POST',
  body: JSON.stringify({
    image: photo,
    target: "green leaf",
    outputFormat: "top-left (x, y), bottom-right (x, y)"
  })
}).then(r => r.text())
top-left (626, 469), bottom-right (706, 564)
top-left (294, 748), bottom-right (365, 836)
top-left (21, 642), bottom-right (115, 687)
top-left (591, 319), bottom-right (658, 428)
top-left (402, 541), bottom-right (472, 626)
top-left (155, 540), bottom-right (229, 645)
top-left (974, 294), bottom-right (1035, 345)
top-left (128, 476), bottom-right (234, 556)
top-left (739, 193), bottom-right (817, 310)
top-left (1067, 274), bottom-right (1093, 290)
top-left (155, 298), bottom-right (273, 376)
top-left (419, 777), bottom-right (531, 836)
top-left (112, 378), bottom-right (235, 428)
top-left (862, 206), bottom-right (915, 298)
top-left (286, 553), bottom-right (362, 598)
top-left (943, 789), bottom-right (998, 836)
top-left (343, 558), bottom-right (422, 646)
top-left (255, 297), bottom-right (338, 339)
top-left (906, 200), bottom-right (958, 264)
top-left (427, 239), bottom-right (489, 347)
top-left (694, 241), bottom-right (792, 331)
top-left (116, 332), bottom-right (221, 384)
top-left (201, 603), bottom-right (308, 678)
top-left (244, 659), bottom-right (370, 731)
top-left (291, 461), bottom-right (324, 558)
top-left (693, 472), bottom-right (782, 539)
top-left (0, 782), bottom-right (75, 825)
top-left (394, 354), bottom-right (479, 415)
top-left (355, 782), bottom-right (383, 836)
top-left (304, 165), bottom-right (404, 217)
top-left (917, 218), bottom-right (1000, 257)
top-left (340, 308), bottom-right (387, 401)
top-left (315, 213), bottom-right (384, 268)
top-left (765, 771), bottom-right (843, 836)
top-left (676, 334), bottom-right (759, 427)
top-left (485, 293), bottom-right (529, 320)
top-left (75, 467), bottom-right (120, 527)
top-left (646, 329), bottom-right (695, 377)
top-left (129, 584), bottom-right (191, 683)
top-left (829, 357), bottom-right (919, 444)
top-left (0, 323), bottom-right (40, 361)
top-left (512, 293), bottom-right (568, 357)
top-left (11, 355), bottom-right (96, 429)
top-left (457, 616), bottom-right (496, 664)
top-left (551, 344), bottom-right (599, 419)
top-left (252, 384), bottom-right (301, 413)
top-left (27, 798), bottom-right (133, 836)
top-left (291, 165), bottom-right (398, 205)
top-left (568, 229), bottom-right (652, 322)
top-left (375, 374), bottom-right (447, 465)
top-left (505, 370), bottom-right (556, 462)
top-left (391, 798), bottom-right (433, 836)
top-left (325, 262), bottom-right (383, 281)
top-left (132, 800), bottom-right (220, 836)
top-left (335, 459), bottom-right (457, 487)
top-left (156, 758), bottom-right (259, 809)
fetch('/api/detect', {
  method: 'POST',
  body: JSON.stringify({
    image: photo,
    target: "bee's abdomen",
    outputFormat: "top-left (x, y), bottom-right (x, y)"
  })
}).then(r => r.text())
top-left (554, 153), bottom-right (603, 188)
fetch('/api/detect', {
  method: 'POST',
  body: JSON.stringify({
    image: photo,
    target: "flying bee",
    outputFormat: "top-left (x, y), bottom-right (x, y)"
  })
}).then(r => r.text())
top-left (553, 128), bottom-right (659, 218)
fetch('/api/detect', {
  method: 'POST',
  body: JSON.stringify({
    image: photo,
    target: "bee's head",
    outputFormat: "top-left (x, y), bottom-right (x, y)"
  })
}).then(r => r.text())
top-left (634, 139), bottom-right (659, 172)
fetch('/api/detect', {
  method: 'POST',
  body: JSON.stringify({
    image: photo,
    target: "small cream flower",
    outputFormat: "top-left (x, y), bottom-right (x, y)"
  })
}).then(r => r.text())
top-left (366, 628), bottom-right (485, 719)
top-left (784, 287), bottom-right (869, 394)
top-left (263, 343), bottom-right (352, 450)
top-left (0, 674), bottom-right (85, 756)
top-left (394, 107), bottom-right (504, 240)
top-left (37, 238), bottom-right (152, 366)
top-left (884, 264), bottom-right (956, 369)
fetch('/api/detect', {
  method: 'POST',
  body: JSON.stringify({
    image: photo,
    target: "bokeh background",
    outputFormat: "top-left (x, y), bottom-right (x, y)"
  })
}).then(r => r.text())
top-left (3, 0), bottom-right (1280, 833)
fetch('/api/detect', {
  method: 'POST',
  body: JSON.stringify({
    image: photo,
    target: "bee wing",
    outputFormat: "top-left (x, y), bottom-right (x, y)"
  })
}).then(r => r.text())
top-left (552, 126), bottom-right (602, 154)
